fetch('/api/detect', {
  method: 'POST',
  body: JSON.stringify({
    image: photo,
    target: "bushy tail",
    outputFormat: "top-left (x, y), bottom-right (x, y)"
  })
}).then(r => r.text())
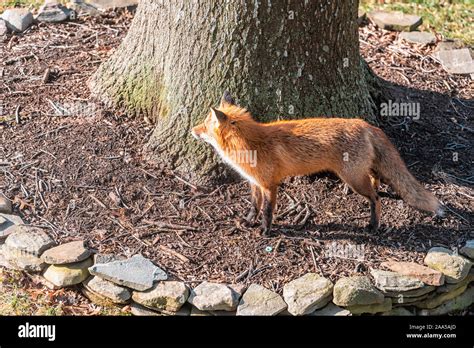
top-left (369, 127), bottom-right (443, 216)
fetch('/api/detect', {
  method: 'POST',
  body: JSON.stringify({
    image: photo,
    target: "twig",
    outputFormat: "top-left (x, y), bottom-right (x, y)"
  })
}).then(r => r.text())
top-left (159, 245), bottom-right (191, 263)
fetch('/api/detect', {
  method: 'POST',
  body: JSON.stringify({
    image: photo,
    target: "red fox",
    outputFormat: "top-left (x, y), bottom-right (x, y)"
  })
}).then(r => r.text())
top-left (191, 92), bottom-right (443, 235)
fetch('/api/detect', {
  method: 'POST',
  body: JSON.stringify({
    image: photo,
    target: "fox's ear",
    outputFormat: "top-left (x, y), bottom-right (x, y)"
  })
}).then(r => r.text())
top-left (220, 91), bottom-right (236, 107)
top-left (210, 107), bottom-right (227, 124)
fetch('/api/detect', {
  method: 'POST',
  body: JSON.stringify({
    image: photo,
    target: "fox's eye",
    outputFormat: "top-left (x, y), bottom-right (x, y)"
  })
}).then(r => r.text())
top-left (230, 121), bottom-right (236, 125)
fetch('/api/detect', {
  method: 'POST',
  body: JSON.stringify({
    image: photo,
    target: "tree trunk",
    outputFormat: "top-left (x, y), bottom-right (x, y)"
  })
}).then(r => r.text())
top-left (89, 0), bottom-right (380, 184)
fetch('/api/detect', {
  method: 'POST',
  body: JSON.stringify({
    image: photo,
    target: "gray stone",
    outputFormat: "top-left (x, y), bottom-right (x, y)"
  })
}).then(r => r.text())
top-left (391, 293), bottom-right (429, 305)
top-left (132, 281), bottom-right (189, 312)
top-left (81, 286), bottom-right (120, 308)
top-left (1, 8), bottom-right (34, 33)
top-left (460, 240), bottom-right (474, 259)
top-left (41, 240), bottom-right (91, 264)
top-left (236, 284), bottom-right (287, 316)
top-left (43, 258), bottom-right (93, 287)
top-left (400, 31), bottom-right (436, 45)
top-left (0, 19), bottom-right (8, 36)
top-left (437, 39), bottom-right (464, 52)
top-left (283, 273), bottom-right (334, 316)
top-left (310, 302), bottom-right (351, 316)
top-left (414, 283), bottom-right (469, 309)
top-left (0, 213), bottom-right (25, 241)
top-left (0, 194), bottom-right (12, 214)
top-left (370, 268), bottom-right (425, 292)
top-left (382, 285), bottom-right (436, 298)
top-left (2, 226), bottom-right (55, 271)
top-left (5, 225), bottom-right (55, 256)
top-left (437, 48), bottom-right (474, 75)
top-left (419, 286), bottom-right (474, 316)
top-left (36, 3), bottom-right (71, 23)
top-left (188, 282), bottom-right (241, 311)
top-left (424, 247), bottom-right (472, 283)
top-left (347, 298), bottom-right (392, 315)
top-left (368, 11), bottom-right (422, 32)
top-left (85, 0), bottom-right (138, 10)
top-left (158, 303), bottom-right (191, 316)
top-left (2, 246), bottom-right (45, 272)
top-left (333, 276), bottom-right (384, 306)
top-left (88, 254), bottom-right (167, 291)
top-left (436, 270), bottom-right (473, 293)
top-left (83, 276), bottom-right (131, 304)
top-left (130, 301), bottom-right (161, 316)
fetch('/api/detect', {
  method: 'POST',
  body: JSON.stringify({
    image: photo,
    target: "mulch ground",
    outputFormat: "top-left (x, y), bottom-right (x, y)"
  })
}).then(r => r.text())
top-left (1, 10), bottom-right (473, 297)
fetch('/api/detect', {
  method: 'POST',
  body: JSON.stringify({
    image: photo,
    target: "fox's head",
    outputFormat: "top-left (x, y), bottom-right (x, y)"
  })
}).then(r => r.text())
top-left (191, 92), bottom-right (253, 149)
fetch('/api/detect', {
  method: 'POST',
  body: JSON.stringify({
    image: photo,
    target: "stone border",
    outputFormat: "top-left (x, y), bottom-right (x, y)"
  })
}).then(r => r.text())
top-left (0, 202), bottom-right (473, 316)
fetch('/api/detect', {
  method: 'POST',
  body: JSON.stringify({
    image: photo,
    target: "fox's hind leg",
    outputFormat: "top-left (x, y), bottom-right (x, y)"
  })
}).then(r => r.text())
top-left (260, 185), bottom-right (277, 236)
top-left (340, 173), bottom-right (381, 232)
top-left (245, 184), bottom-right (262, 225)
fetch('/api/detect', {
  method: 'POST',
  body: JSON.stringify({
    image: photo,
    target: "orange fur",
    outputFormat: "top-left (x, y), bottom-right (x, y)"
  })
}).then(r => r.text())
top-left (192, 97), bottom-right (441, 234)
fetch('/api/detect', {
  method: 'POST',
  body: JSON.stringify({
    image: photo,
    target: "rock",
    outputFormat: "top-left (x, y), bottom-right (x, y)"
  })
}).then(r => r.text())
top-left (437, 48), bottom-right (474, 75)
top-left (414, 283), bottom-right (468, 309)
top-left (310, 302), bottom-right (351, 316)
top-left (381, 307), bottom-right (414, 316)
top-left (36, 3), bottom-right (71, 23)
top-left (419, 286), bottom-right (474, 316)
top-left (188, 282), bottom-right (241, 311)
top-left (437, 39), bottom-right (465, 52)
top-left (424, 247), bottom-right (472, 283)
top-left (2, 226), bottom-right (55, 271)
top-left (460, 240), bottom-right (474, 259)
top-left (2, 244), bottom-right (46, 272)
top-left (368, 11), bottom-right (422, 32)
top-left (400, 31), bottom-right (436, 45)
top-left (347, 298), bottom-right (392, 315)
top-left (0, 213), bottom-right (26, 242)
top-left (333, 276), bottom-right (384, 307)
top-left (0, 19), bottom-right (8, 36)
top-left (282, 273), bottom-right (334, 316)
top-left (0, 194), bottom-right (12, 214)
top-left (0, 246), bottom-right (21, 270)
top-left (83, 276), bottom-right (131, 304)
top-left (370, 268), bottom-right (425, 292)
top-left (391, 293), bottom-right (429, 305)
top-left (93, 253), bottom-right (125, 264)
top-left (89, 254), bottom-right (167, 291)
top-left (132, 281), bottom-right (189, 312)
top-left (69, 0), bottom-right (101, 16)
top-left (236, 284), bottom-right (287, 316)
top-left (209, 310), bottom-right (237, 316)
top-left (81, 286), bottom-right (120, 308)
top-left (382, 285), bottom-right (436, 298)
top-left (1, 8), bottom-right (34, 33)
top-left (85, 0), bottom-right (138, 10)
top-left (436, 270), bottom-right (473, 294)
top-left (381, 261), bottom-right (444, 286)
top-left (130, 301), bottom-right (161, 316)
top-left (43, 258), bottom-right (93, 287)
top-left (158, 304), bottom-right (191, 316)
top-left (4, 226), bottom-right (55, 256)
top-left (41, 240), bottom-right (91, 264)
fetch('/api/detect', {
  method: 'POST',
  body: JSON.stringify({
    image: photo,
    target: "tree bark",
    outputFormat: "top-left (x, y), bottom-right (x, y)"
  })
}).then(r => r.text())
top-left (89, 0), bottom-right (380, 184)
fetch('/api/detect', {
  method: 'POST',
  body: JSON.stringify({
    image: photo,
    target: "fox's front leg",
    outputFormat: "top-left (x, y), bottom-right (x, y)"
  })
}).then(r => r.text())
top-left (245, 184), bottom-right (262, 225)
top-left (260, 186), bottom-right (277, 235)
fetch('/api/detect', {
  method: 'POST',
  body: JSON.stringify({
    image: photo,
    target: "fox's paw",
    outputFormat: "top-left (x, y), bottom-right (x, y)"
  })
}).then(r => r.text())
top-left (366, 223), bottom-right (379, 233)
